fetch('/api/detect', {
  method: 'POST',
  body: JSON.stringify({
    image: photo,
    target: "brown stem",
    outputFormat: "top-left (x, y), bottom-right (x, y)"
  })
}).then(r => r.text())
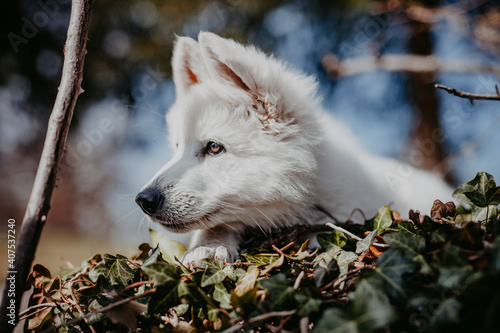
top-left (69, 281), bottom-right (97, 333)
top-left (322, 54), bottom-right (500, 78)
top-left (0, 0), bottom-right (94, 331)
top-left (435, 83), bottom-right (500, 102)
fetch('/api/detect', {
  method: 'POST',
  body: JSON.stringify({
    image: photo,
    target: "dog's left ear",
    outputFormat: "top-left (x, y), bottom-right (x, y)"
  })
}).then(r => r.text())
top-left (198, 32), bottom-right (256, 95)
top-left (199, 32), bottom-right (288, 128)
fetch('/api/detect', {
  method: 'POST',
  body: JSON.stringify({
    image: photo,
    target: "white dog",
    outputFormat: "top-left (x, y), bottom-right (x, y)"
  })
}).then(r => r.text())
top-left (136, 32), bottom-right (452, 265)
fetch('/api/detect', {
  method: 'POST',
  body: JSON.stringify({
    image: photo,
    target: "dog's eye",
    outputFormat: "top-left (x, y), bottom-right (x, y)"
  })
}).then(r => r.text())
top-left (205, 141), bottom-right (224, 156)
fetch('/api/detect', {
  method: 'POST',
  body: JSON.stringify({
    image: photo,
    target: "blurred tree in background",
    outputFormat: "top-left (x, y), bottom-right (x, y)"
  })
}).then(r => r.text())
top-left (1, 0), bottom-right (499, 262)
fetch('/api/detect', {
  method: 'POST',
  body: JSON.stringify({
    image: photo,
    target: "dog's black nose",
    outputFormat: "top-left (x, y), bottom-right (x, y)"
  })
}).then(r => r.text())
top-left (135, 189), bottom-right (164, 216)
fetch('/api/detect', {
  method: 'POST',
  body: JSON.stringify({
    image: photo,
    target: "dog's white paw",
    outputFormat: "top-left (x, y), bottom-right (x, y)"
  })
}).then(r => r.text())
top-left (182, 245), bottom-right (237, 269)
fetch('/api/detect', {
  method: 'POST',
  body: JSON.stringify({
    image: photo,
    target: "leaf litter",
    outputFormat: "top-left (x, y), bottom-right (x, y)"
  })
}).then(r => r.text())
top-left (23, 172), bottom-right (500, 332)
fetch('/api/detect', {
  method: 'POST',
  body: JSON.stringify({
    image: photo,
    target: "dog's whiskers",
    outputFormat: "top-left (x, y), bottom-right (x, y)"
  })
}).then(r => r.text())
top-left (211, 216), bottom-right (238, 231)
top-left (254, 207), bottom-right (280, 230)
top-left (116, 207), bottom-right (143, 223)
top-left (217, 202), bottom-right (251, 228)
top-left (137, 215), bottom-right (153, 234)
top-left (247, 214), bottom-right (269, 237)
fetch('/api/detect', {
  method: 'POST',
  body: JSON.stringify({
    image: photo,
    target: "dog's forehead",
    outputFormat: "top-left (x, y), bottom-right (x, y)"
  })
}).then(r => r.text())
top-left (169, 88), bottom-right (253, 144)
top-left (183, 92), bottom-right (235, 123)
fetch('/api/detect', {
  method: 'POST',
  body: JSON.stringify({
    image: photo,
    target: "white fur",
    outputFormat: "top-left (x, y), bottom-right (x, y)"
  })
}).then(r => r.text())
top-left (138, 32), bottom-right (452, 266)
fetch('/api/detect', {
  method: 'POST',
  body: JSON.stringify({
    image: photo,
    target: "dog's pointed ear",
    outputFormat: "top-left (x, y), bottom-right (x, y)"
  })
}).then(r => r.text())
top-left (172, 36), bottom-right (206, 95)
top-left (198, 31), bottom-right (256, 95)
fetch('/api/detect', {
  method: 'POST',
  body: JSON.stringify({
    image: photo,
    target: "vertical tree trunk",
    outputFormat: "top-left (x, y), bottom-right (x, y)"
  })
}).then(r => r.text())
top-left (405, 3), bottom-right (453, 182)
top-left (0, 1), bottom-right (94, 331)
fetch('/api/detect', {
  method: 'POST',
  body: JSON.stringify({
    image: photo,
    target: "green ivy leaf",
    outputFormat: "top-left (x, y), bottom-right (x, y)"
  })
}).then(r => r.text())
top-left (77, 275), bottom-right (106, 302)
top-left (397, 220), bottom-right (419, 235)
top-left (429, 297), bottom-right (461, 330)
top-left (383, 232), bottom-right (431, 274)
top-left (372, 206), bottom-right (394, 235)
top-left (491, 236), bottom-right (500, 272)
top-left (350, 279), bottom-right (397, 331)
top-left (436, 245), bottom-right (474, 289)
top-left (89, 254), bottom-right (135, 286)
top-left (337, 251), bottom-right (358, 277)
top-left (318, 230), bottom-right (347, 251)
top-left (141, 261), bottom-right (179, 286)
top-left (453, 172), bottom-right (500, 208)
top-left (177, 280), bottom-right (192, 298)
top-left (295, 290), bottom-right (322, 317)
top-left (258, 274), bottom-right (296, 311)
top-left (472, 205), bottom-right (499, 223)
top-left (373, 249), bottom-right (418, 302)
top-left (173, 303), bottom-right (190, 316)
top-left (147, 279), bottom-right (179, 314)
top-left (313, 246), bottom-right (341, 270)
top-left (234, 267), bottom-right (259, 297)
top-left (213, 283), bottom-right (232, 309)
top-left (260, 255), bottom-right (285, 275)
top-left (233, 267), bottom-right (248, 283)
top-left (142, 245), bottom-right (161, 267)
top-left (313, 308), bottom-right (356, 333)
top-left (241, 253), bottom-right (279, 267)
top-left (356, 229), bottom-right (378, 254)
top-left (383, 232), bottom-right (425, 254)
top-left (200, 259), bottom-right (233, 287)
top-left (87, 299), bottom-right (105, 324)
top-left (314, 259), bottom-right (340, 288)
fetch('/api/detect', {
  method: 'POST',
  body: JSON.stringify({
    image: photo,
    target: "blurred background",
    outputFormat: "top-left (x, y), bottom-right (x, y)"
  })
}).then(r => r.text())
top-left (1, 0), bottom-right (500, 277)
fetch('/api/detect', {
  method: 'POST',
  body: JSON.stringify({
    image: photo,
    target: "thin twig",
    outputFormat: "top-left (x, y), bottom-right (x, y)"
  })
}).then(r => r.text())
top-left (0, 0), bottom-right (95, 331)
top-left (18, 303), bottom-right (57, 320)
top-left (316, 205), bottom-right (389, 248)
top-left (69, 281), bottom-right (96, 333)
top-left (221, 310), bottom-right (297, 333)
top-left (321, 263), bottom-right (377, 291)
top-left (248, 310), bottom-right (297, 323)
top-left (293, 271), bottom-right (306, 290)
top-left (221, 323), bottom-right (244, 333)
top-left (347, 208), bottom-right (367, 223)
top-left (280, 242), bottom-right (296, 252)
top-left (118, 280), bottom-right (154, 297)
top-left (326, 223), bottom-right (363, 241)
top-left (300, 316), bottom-right (310, 333)
top-left (272, 245), bottom-right (285, 256)
top-left (326, 223), bottom-right (390, 248)
top-left (435, 83), bottom-right (500, 102)
top-left (322, 54), bottom-right (500, 78)
top-left (274, 314), bottom-right (293, 332)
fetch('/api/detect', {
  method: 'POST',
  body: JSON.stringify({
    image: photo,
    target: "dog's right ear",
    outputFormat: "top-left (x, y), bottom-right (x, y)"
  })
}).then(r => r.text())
top-left (172, 36), bottom-right (206, 95)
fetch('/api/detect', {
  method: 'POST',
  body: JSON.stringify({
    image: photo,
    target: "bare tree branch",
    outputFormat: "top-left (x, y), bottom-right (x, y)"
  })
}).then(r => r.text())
top-left (322, 54), bottom-right (500, 79)
top-left (0, 0), bottom-right (94, 331)
top-left (435, 83), bottom-right (500, 102)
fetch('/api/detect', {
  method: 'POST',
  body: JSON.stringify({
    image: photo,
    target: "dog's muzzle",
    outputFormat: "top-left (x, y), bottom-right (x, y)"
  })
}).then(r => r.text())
top-left (135, 188), bottom-right (164, 216)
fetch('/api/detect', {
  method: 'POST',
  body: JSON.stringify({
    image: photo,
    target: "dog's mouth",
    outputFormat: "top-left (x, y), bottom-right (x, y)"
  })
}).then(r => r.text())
top-left (151, 208), bottom-right (221, 233)
top-left (136, 187), bottom-right (224, 232)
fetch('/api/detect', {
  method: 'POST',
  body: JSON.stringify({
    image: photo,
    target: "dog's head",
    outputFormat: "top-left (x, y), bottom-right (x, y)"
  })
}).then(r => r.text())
top-left (136, 32), bottom-right (321, 233)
